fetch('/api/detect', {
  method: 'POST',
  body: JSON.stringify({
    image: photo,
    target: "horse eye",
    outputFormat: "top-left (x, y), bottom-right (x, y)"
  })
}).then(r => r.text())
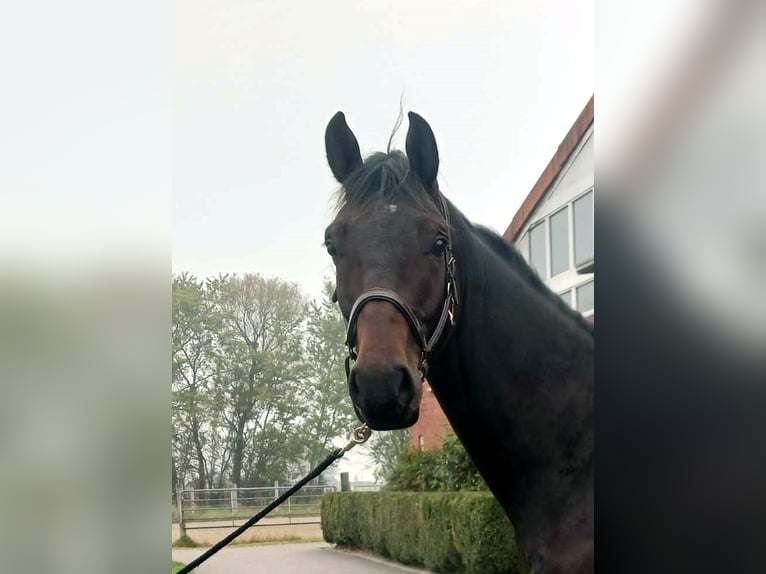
top-left (325, 240), bottom-right (337, 258)
top-left (430, 235), bottom-right (448, 256)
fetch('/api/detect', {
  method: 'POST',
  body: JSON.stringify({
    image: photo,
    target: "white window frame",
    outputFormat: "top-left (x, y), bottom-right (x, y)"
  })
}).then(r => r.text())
top-left (518, 186), bottom-right (594, 279)
top-left (516, 232), bottom-right (530, 262)
top-left (572, 187), bottom-right (594, 268)
top-left (573, 278), bottom-right (594, 313)
top-left (528, 219), bottom-right (548, 279)
top-left (548, 204), bottom-right (571, 278)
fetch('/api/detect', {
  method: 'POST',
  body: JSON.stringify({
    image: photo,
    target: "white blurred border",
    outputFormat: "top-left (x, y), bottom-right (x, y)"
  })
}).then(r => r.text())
top-left (598, 0), bottom-right (766, 357)
top-left (0, 2), bottom-right (170, 573)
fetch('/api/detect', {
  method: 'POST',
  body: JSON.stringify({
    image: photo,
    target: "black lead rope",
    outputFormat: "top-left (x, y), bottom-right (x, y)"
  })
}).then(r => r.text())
top-left (176, 424), bottom-right (371, 573)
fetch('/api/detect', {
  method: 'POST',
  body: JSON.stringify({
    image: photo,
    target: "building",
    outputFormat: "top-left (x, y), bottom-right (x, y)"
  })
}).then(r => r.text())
top-left (409, 379), bottom-right (453, 451)
top-left (409, 96), bottom-right (594, 451)
top-left (503, 96), bottom-right (594, 320)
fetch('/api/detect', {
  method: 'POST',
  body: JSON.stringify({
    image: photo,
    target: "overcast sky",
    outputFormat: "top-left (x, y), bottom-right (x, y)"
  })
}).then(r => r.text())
top-left (172, 0), bottom-right (594, 302)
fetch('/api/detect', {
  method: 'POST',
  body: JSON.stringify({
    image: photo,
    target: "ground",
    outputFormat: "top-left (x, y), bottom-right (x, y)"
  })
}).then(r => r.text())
top-left (172, 541), bottom-right (432, 573)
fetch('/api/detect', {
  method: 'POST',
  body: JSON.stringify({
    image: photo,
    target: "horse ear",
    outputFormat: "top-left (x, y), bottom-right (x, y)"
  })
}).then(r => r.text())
top-left (325, 112), bottom-right (363, 184)
top-left (405, 112), bottom-right (439, 188)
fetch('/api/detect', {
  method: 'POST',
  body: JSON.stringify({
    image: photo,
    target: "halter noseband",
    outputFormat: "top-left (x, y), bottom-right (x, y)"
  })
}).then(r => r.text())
top-left (342, 194), bottom-right (458, 381)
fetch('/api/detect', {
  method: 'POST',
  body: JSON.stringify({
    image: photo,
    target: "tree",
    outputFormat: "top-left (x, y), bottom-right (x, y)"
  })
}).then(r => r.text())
top-left (301, 280), bottom-right (358, 471)
top-left (205, 273), bottom-right (308, 488)
top-left (366, 429), bottom-right (411, 482)
top-left (172, 273), bottom-right (216, 489)
top-left (171, 273), bottom-right (373, 489)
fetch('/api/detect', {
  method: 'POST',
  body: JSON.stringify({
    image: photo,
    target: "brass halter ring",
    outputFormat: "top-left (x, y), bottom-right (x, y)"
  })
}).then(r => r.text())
top-left (341, 423), bottom-right (372, 453)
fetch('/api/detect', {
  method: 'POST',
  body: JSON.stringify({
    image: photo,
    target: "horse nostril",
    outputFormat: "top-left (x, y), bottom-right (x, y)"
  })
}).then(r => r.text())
top-left (349, 370), bottom-right (360, 400)
top-left (396, 366), bottom-right (415, 405)
top-left (350, 364), bottom-right (415, 411)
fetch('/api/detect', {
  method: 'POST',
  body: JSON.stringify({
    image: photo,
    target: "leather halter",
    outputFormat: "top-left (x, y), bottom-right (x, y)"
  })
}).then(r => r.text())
top-left (341, 194), bottom-right (458, 381)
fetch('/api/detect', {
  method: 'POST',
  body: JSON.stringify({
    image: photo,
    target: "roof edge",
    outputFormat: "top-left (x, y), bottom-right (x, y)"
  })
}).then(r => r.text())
top-left (503, 95), bottom-right (594, 242)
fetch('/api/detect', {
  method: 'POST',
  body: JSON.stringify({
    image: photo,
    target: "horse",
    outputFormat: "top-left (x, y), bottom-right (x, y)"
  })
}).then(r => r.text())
top-left (323, 111), bottom-right (594, 574)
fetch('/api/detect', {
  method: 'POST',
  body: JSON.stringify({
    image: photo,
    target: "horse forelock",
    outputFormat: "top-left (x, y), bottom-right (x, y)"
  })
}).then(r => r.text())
top-left (332, 151), bottom-right (443, 221)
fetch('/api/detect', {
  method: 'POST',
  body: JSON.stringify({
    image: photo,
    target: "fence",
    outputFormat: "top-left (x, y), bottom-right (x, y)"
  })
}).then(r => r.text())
top-left (175, 484), bottom-right (335, 536)
top-left (350, 483), bottom-right (384, 492)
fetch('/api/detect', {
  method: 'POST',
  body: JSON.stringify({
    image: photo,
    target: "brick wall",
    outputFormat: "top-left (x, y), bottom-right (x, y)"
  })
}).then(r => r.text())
top-left (409, 381), bottom-right (453, 451)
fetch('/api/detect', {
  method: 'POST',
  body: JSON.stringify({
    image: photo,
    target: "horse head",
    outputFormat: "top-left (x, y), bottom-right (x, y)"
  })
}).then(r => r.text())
top-left (323, 111), bottom-right (455, 430)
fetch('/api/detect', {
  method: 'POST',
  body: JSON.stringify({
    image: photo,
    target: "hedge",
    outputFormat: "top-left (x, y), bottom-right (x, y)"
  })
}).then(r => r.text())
top-left (321, 492), bottom-right (519, 573)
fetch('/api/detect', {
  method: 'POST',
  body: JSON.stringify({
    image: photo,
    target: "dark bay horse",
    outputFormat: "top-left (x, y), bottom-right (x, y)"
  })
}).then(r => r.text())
top-left (323, 111), bottom-right (594, 574)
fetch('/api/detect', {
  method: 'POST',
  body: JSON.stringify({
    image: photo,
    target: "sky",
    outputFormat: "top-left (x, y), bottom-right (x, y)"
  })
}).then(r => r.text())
top-left (172, 0), bottom-right (594, 303)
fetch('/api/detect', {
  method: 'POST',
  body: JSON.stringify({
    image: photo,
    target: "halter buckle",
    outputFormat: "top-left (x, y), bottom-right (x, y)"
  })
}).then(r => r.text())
top-left (446, 278), bottom-right (457, 327)
top-left (344, 353), bottom-right (354, 380)
top-left (419, 350), bottom-right (429, 381)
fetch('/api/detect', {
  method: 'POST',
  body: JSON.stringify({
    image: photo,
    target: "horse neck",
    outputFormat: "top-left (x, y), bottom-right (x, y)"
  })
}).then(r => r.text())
top-left (428, 213), bottom-right (594, 547)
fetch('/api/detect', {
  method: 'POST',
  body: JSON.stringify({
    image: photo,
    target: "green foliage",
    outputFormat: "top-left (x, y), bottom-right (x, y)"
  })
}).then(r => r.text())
top-left (321, 492), bottom-right (519, 573)
top-left (172, 561), bottom-right (186, 573)
top-left (385, 436), bottom-right (487, 492)
top-left (172, 274), bottom-right (355, 489)
top-left (172, 273), bottom-right (218, 489)
top-left (365, 429), bottom-right (410, 482)
top-left (301, 280), bottom-right (357, 468)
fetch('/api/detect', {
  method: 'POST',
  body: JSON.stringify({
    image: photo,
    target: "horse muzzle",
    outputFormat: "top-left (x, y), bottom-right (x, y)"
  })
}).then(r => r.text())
top-left (349, 362), bottom-right (421, 430)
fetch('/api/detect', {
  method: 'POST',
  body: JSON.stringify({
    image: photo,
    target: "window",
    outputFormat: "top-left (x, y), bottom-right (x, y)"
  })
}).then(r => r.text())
top-left (559, 289), bottom-right (572, 308)
top-left (576, 280), bottom-right (594, 312)
top-left (418, 435), bottom-right (424, 450)
top-left (520, 187), bottom-right (594, 280)
top-left (550, 206), bottom-right (569, 276)
top-left (574, 191), bottom-right (594, 266)
top-left (516, 232), bottom-right (530, 263)
top-left (529, 222), bottom-right (547, 279)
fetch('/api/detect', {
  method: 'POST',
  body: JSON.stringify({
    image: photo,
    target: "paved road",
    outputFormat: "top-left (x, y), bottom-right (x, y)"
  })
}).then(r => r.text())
top-left (172, 542), bottom-right (431, 574)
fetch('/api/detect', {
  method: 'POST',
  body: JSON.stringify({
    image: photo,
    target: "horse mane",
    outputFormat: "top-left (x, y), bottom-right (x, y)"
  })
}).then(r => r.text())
top-left (333, 148), bottom-right (593, 337)
top-left (470, 222), bottom-right (595, 336)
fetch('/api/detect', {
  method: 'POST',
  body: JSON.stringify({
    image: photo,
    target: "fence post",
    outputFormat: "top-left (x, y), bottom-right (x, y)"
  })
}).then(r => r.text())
top-left (274, 480), bottom-right (279, 500)
top-left (230, 487), bottom-right (238, 519)
top-left (340, 472), bottom-right (350, 492)
top-left (177, 487), bottom-right (187, 539)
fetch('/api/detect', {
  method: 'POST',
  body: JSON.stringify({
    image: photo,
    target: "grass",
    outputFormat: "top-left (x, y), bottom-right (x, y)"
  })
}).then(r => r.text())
top-left (172, 534), bottom-right (200, 548)
top-left (172, 533), bottom-right (324, 548)
top-left (231, 534), bottom-right (324, 547)
top-left (180, 503), bottom-right (321, 522)
top-left (172, 561), bottom-right (185, 573)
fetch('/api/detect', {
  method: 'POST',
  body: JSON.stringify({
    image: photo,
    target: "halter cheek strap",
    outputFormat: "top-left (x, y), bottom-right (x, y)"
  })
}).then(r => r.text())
top-left (342, 194), bottom-right (458, 381)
